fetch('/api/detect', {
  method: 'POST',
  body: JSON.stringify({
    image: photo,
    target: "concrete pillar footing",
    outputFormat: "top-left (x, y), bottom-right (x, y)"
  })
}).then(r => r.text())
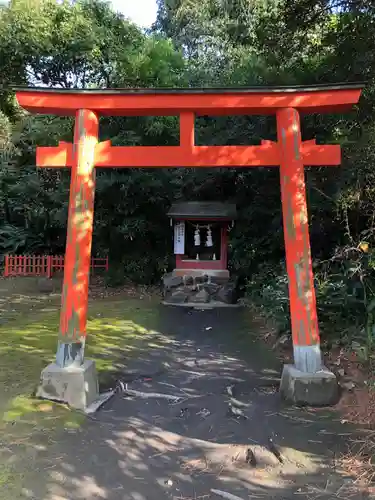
top-left (280, 364), bottom-right (339, 406)
top-left (36, 359), bottom-right (114, 412)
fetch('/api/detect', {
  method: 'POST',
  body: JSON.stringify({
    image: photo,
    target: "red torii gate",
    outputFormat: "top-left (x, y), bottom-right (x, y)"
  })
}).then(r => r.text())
top-left (15, 84), bottom-right (362, 408)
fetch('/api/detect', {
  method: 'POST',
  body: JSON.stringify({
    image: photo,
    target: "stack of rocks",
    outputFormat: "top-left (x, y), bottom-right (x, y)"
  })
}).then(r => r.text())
top-left (162, 273), bottom-right (239, 306)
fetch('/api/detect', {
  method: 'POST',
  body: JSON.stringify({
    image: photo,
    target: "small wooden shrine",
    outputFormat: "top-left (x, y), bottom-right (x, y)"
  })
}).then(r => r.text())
top-left (162, 201), bottom-right (238, 306)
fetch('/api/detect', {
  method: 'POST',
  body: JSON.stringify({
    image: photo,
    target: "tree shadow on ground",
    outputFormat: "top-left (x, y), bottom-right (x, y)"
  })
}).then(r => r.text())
top-left (0, 278), bottom-right (162, 499)
top-left (13, 306), bottom-right (371, 500)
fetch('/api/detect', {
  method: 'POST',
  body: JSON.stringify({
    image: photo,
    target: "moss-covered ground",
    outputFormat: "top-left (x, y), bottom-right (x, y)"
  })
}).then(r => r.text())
top-left (0, 277), bottom-right (160, 498)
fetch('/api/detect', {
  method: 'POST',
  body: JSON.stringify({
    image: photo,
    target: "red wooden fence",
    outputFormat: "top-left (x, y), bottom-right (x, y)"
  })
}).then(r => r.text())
top-left (3, 255), bottom-right (109, 278)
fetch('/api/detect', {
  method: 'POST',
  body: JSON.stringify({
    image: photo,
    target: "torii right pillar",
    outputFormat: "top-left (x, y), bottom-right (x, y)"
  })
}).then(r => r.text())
top-left (277, 107), bottom-right (339, 406)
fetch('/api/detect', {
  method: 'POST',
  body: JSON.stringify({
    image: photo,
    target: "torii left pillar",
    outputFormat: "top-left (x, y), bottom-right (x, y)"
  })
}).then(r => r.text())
top-left (36, 109), bottom-right (103, 411)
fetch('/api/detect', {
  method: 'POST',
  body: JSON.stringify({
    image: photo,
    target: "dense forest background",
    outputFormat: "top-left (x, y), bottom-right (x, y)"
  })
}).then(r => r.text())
top-left (1, 0), bottom-right (375, 352)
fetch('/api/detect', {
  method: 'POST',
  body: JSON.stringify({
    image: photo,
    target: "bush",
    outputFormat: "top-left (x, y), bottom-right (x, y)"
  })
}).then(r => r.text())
top-left (246, 243), bottom-right (375, 355)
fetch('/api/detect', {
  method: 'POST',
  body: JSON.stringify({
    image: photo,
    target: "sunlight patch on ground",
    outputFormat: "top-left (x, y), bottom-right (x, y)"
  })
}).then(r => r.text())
top-left (0, 289), bottom-right (160, 444)
top-left (0, 283), bottom-right (161, 498)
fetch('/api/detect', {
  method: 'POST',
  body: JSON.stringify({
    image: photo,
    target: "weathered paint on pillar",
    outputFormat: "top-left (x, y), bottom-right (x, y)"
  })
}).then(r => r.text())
top-left (180, 112), bottom-right (195, 151)
top-left (56, 109), bottom-right (99, 368)
top-left (277, 107), bottom-right (322, 373)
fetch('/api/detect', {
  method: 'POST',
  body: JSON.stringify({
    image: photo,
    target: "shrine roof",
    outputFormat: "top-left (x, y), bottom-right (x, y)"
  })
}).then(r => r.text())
top-left (14, 82), bottom-right (363, 116)
top-left (168, 202), bottom-right (237, 220)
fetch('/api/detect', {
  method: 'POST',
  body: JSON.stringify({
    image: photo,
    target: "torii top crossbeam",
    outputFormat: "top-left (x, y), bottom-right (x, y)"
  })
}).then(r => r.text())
top-left (16, 83), bottom-right (361, 115)
top-left (15, 83), bottom-right (362, 169)
top-left (15, 83), bottom-right (362, 387)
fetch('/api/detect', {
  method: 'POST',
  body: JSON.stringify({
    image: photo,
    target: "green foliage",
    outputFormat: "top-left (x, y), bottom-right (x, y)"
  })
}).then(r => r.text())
top-left (0, 0), bottom-right (185, 268)
top-left (0, 224), bottom-right (44, 254)
top-left (247, 240), bottom-right (375, 357)
top-left (246, 263), bottom-right (291, 336)
top-left (0, 111), bottom-right (11, 148)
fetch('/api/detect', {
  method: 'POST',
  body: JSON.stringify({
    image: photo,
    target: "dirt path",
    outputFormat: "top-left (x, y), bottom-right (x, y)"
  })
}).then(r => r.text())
top-left (11, 306), bottom-right (368, 499)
